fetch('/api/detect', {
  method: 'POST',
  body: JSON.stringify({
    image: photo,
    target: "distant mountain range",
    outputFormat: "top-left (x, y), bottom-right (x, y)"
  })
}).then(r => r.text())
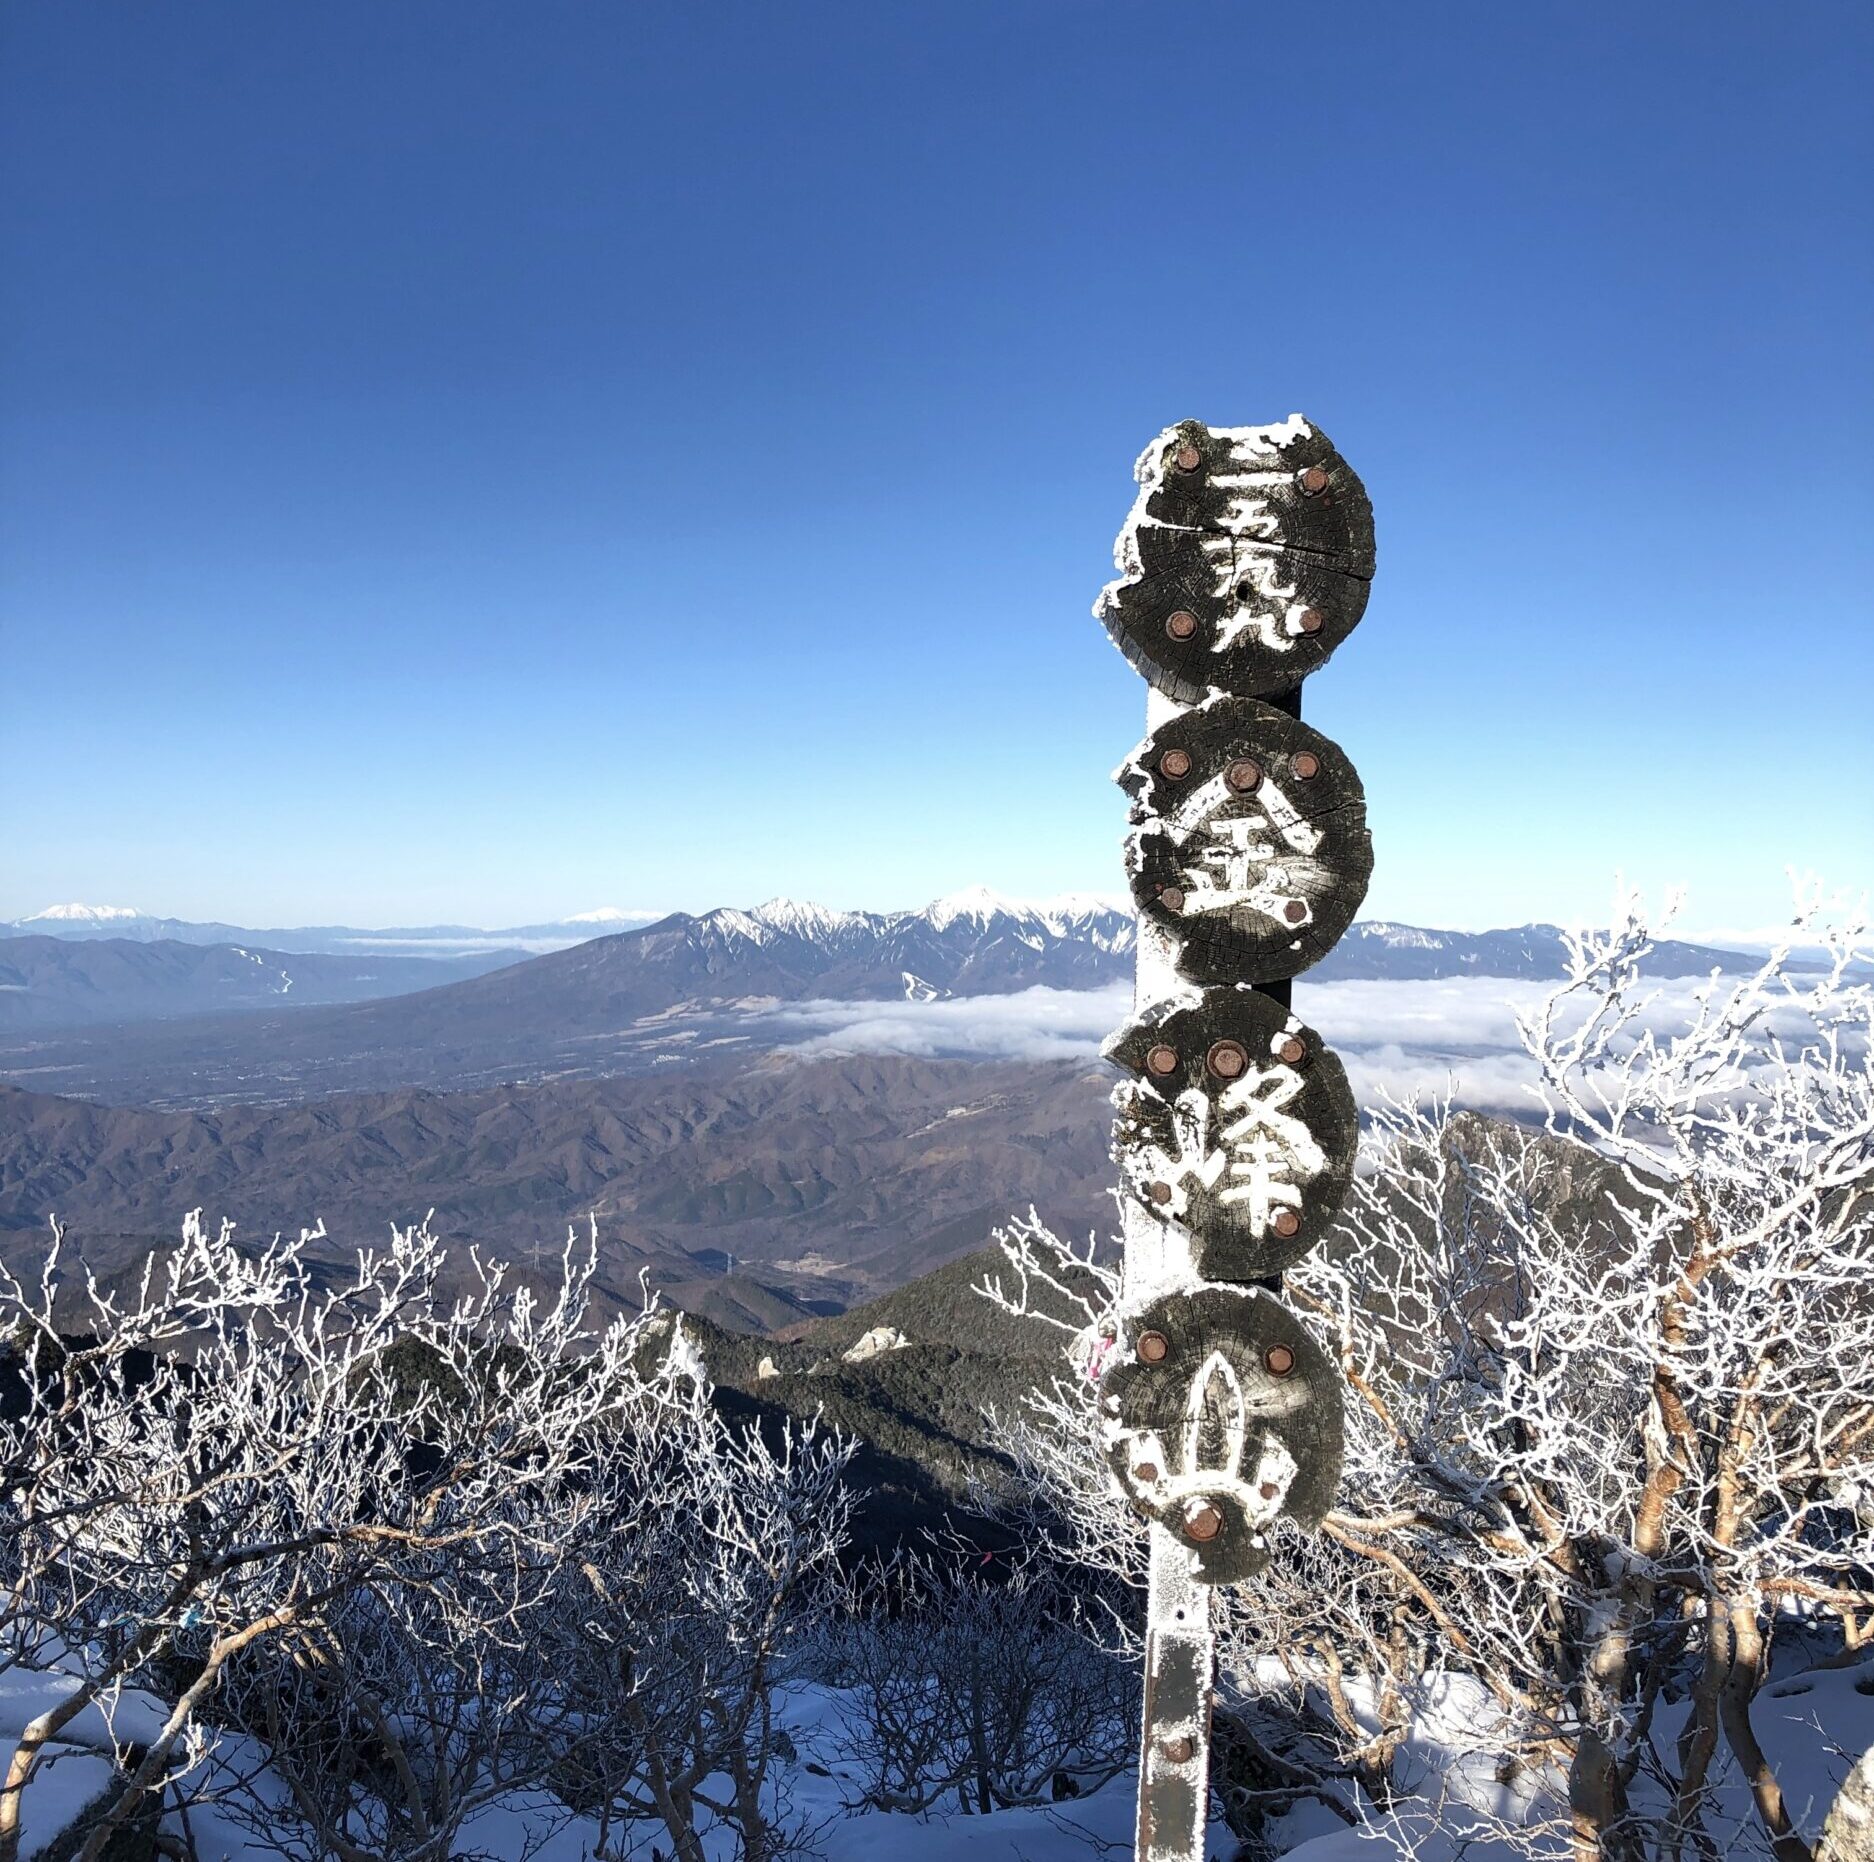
top-left (0, 889), bottom-right (1801, 1108)
top-left (6, 901), bottom-right (662, 958)
top-left (1, 894), bottom-right (1828, 1343)
top-left (0, 934), bottom-right (525, 1030)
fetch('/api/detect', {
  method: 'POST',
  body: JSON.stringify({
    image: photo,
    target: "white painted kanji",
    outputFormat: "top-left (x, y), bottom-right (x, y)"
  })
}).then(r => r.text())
top-left (1118, 1057), bottom-right (1326, 1236)
top-left (1098, 416), bottom-right (1330, 669)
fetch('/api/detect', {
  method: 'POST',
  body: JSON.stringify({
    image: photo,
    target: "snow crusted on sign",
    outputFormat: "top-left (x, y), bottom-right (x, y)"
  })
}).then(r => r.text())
top-left (1100, 416), bottom-right (1313, 583)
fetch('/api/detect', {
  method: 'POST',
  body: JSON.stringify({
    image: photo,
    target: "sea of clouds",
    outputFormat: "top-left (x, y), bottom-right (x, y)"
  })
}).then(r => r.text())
top-left (762, 970), bottom-right (1831, 1114)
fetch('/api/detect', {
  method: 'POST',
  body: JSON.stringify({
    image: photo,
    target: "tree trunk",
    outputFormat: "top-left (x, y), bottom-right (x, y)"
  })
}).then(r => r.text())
top-left (1568, 1728), bottom-right (1641, 1862)
top-left (1720, 1599), bottom-right (1813, 1862)
top-left (1817, 1742), bottom-right (1874, 1862)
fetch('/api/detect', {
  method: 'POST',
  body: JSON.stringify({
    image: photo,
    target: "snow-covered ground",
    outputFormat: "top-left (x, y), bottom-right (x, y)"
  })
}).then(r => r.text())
top-left (6, 1655), bottom-right (1871, 1859)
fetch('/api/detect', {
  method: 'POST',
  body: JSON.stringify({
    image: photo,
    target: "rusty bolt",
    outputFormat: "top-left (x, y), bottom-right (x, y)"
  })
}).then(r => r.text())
top-left (1134, 1462), bottom-right (1161, 1484)
top-left (1264, 1343), bottom-right (1297, 1376)
top-left (1272, 1209), bottom-right (1301, 1239)
top-left (1283, 900), bottom-right (1308, 924)
top-left (1174, 440), bottom-right (1203, 474)
top-left (1259, 1479), bottom-right (1280, 1500)
top-left (1224, 758), bottom-right (1263, 794)
top-left (1158, 747), bottom-right (1193, 780)
top-left (1298, 607), bottom-right (1325, 635)
top-left (1182, 1500), bottom-right (1223, 1542)
top-left (1206, 1039), bottom-right (1248, 1081)
top-left (1148, 1179), bottom-right (1174, 1206)
top-left (1137, 1330), bottom-right (1170, 1365)
top-left (1292, 751), bottom-right (1320, 780)
top-left (1278, 1035), bottom-right (1306, 1065)
top-left (1162, 1734), bottom-right (1195, 1763)
top-left (1298, 464), bottom-right (1330, 496)
top-left (1158, 885), bottom-right (1185, 913)
top-left (1164, 608), bottom-right (1199, 642)
top-left (1145, 1043), bottom-right (1180, 1077)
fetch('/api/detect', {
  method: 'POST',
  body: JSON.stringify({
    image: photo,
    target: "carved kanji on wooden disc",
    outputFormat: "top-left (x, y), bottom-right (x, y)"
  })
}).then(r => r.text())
top-left (1099, 1284), bottom-right (1344, 1585)
top-left (1118, 695), bottom-right (1373, 985)
top-left (1105, 987), bottom-right (1357, 1280)
top-left (1096, 417), bottom-right (1375, 704)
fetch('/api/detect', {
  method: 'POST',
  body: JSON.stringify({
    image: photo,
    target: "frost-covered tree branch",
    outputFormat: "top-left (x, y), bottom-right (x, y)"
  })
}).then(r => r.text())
top-left (984, 879), bottom-right (1874, 1861)
top-left (0, 1212), bottom-right (691, 1862)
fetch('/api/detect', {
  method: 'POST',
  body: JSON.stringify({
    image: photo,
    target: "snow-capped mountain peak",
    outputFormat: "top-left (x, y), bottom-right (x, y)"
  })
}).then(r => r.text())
top-left (922, 885), bottom-right (1019, 933)
top-left (920, 887), bottom-right (1133, 937)
top-left (24, 903), bottom-right (143, 923)
top-left (750, 898), bottom-right (862, 939)
top-left (699, 907), bottom-right (774, 946)
top-left (1349, 922), bottom-right (1449, 950)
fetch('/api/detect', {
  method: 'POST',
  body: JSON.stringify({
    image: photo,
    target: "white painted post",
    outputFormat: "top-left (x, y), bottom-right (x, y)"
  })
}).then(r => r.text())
top-left (1126, 680), bottom-right (1216, 1860)
top-left (1095, 417), bottom-right (1377, 1861)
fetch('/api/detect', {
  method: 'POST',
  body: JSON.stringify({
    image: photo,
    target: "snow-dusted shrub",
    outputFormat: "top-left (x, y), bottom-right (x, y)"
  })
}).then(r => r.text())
top-left (519, 1353), bottom-right (855, 1862)
top-left (987, 879), bottom-right (1874, 1861)
top-left (0, 1215), bottom-right (684, 1862)
top-left (822, 1546), bottom-right (1137, 1816)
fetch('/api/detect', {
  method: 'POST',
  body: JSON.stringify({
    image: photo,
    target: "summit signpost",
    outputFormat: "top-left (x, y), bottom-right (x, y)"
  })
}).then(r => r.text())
top-left (1093, 417), bottom-right (1375, 1860)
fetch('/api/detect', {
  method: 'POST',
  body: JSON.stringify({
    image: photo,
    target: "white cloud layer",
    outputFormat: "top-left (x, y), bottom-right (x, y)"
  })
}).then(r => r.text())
top-left (763, 971), bottom-right (1844, 1113)
top-left (768, 984), bottom-right (1133, 1064)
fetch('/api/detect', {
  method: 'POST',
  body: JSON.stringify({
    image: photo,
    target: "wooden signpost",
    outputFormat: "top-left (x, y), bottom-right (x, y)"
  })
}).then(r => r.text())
top-left (1093, 417), bottom-right (1375, 1861)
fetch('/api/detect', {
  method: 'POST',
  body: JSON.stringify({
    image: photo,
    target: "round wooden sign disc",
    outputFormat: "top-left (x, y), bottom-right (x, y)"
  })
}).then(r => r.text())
top-left (1118, 696), bottom-right (1373, 986)
top-left (1096, 418), bottom-right (1375, 704)
top-left (1098, 1284), bottom-right (1343, 1584)
top-left (1104, 987), bottom-right (1357, 1279)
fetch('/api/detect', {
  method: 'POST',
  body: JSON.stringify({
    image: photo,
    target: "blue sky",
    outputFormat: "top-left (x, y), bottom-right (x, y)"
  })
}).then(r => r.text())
top-left (3, 2), bottom-right (1869, 934)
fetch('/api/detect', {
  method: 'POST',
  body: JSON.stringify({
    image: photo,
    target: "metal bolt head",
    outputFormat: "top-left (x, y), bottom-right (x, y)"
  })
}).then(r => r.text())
top-left (1145, 1043), bottom-right (1180, 1077)
top-left (1164, 608), bottom-right (1199, 641)
top-left (1298, 607), bottom-right (1325, 635)
top-left (1278, 1036), bottom-right (1306, 1066)
top-left (1158, 885), bottom-right (1185, 913)
top-left (1224, 758), bottom-right (1263, 794)
top-left (1283, 900), bottom-right (1308, 924)
top-left (1147, 1179), bottom-right (1173, 1206)
top-left (1158, 747), bottom-right (1193, 781)
top-left (1137, 1330), bottom-right (1170, 1365)
top-left (1162, 1734), bottom-right (1194, 1763)
top-left (1292, 751), bottom-right (1320, 780)
top-left (1264, 1343), bottom-right (1297, 1376)
top-left (1206, 1039), bottom-right (1248, 1081)
top-left (1272, 1210), bottom-right (1301, 1239)
top-left (1134, 1462), bottom-right (1161, 1484)
top-left (1182, 1500), bottom-right (1223, 1542)
top-left (1259, 1479), bottom-right (1280, 1500)
top-left (1174, 440), bottom-right (1203, 474)
top-left (1299, 464), bottom-right (1330, 496)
